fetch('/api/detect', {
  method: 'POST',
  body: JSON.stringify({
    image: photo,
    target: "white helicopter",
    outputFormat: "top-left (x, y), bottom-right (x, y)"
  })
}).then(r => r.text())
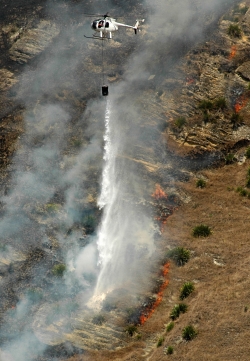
top-left (85, 13), bottom-right (145, 39)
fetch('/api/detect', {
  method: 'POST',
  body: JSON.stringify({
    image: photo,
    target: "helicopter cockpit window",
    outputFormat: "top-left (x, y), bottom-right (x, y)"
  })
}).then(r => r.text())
top-left (98, 20), bottom-right (104, 28)
top-left (105, 21), bottom-right (109, 28)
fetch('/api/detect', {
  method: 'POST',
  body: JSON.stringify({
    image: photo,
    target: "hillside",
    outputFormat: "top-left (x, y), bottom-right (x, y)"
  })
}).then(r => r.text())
top-left (0, 1), bottom-right (250, 361)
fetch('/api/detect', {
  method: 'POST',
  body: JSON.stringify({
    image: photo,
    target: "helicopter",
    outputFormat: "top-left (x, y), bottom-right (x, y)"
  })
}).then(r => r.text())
top-left (84, 13), bottom-right (145, 39)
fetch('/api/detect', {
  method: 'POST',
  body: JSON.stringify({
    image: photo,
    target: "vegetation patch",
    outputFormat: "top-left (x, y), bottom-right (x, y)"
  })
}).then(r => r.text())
top-left (166, 345), bottom-right (174, 355)
top-left (174, 116), bottom-right (186, 129)
top-left (125, 324), bottom-right (137, 336)
top-left (170, 303), bottom-right (188, 320)
top-left (196, 179), bottom-right (206, 188)
top-left (92, 314), bottom-right (105, 325)
top-left (227, 24), bottom-right (242, 37)
top-left (224, 153), bottom-right (236, 165)
top-left (166, 247), bottom-right (190, 266)
top-left (166, 321), bottom-right (174, 332)
top-left (182, 325), bottom-right (198, 341)
top-left (157, 336), bottom-right (164, 347)
top-left (192, 224), bottom-right (211, 237)
top-left (52, 263), bottom-right (66, 277)
top-left (245, 147), bottom-right (250, 159)
top-left (180, 282), bottom-right (195, 300)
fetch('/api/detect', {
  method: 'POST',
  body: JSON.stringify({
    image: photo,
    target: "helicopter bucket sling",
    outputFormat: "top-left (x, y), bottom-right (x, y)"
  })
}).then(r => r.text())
top-left (101, 38), bottom-right (108, 96)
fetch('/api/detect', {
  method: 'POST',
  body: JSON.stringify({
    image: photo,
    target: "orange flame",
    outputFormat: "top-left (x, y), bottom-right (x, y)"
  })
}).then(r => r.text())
top-left (186, 77), bottom-right (194, 85)
top-left (234, 95), bottom-right (247, 113)
top-left (140, 263), bottom-right (170, 325)
top-left (229, 45), bottom-right (237, 59)
top-left (152, 184), bottom-right (167, 200)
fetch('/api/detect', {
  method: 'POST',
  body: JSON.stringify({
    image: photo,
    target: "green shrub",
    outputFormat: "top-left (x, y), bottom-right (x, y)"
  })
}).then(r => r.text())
top-left (170, 303), bottom-right (188, 319)
top-left (170, 305), bottom-right (180, 320)
top-left (246, 147), bottom-right (250, 159)
top-left (231, 112), bottom-right (243, 128)
top-left (224, 153), bottom-right (235, 165)
top-left (182, 325), bottom-right (198, 341)
top-left (166, 346), bottom-right (174, 355)
top-left (166, 247), bottom-right (190, 266)
top-left (180, 282), bottom-right (195, 300)
top-left (198, 100), bottom-right (213, 110)
top-left (125, 324), bottom-right (137, 336)
top-left (192, 224), bottom-right (211, 237)
top-left (247, 168), bottom-right (250, 177)
top-left (92, 314), bottom-right (105, 325)
top-left (202, 110), bottom-right (211, 123)
top-left (196, 179), bottom-right (206, 188)
top-left (214, 97), bottom-right (227, 109)
top-left (82, 214), bottom-right (97, 234)
top-left (246, 177), bottom-right (250, 188)
top-left (178, 303), bottom-right (188, 313)
top-left (227, 24), bottom-right (242, 37)
top-left (236, 186), bottom-right (248, 196)
top-left (166, 321), bottom-right (174, 332)
top-left (157, 336), bottom-right (164, 347)
top-left (175, 116), bottom-right (186, 129)
top-left (52, 263), bottom-right (66, 277)
top-left (240, 6), bottom-right (248, 15)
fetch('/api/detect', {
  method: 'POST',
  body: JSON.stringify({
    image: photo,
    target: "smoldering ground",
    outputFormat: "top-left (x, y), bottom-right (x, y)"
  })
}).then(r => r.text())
top-left (0, 0), bottom-right (241, 359)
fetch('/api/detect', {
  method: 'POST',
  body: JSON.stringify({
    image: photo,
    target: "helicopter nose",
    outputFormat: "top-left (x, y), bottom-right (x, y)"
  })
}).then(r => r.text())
top-left (91, 21), bottom-right (97, 30)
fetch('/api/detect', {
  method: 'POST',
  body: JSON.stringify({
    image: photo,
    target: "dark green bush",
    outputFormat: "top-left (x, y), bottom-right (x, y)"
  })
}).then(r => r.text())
top-left (228, 24), bottom-right (242, 37)
top-left (125, 324), bottom-right (137, 336)
top-left (196, 179), bottom-right (206, 188)
top-left (166, 345), bottom-right (174, 354)
top-left (246, 147), bottom-right (250, 159)
top-left (231, 112), bottom-right (243, 129)
top-left (170, 303), bottom-right (188, 320)
top-left (236, 186), bottom-right (248, 197)
top-left (192, 224), bottom-right (211, 237)
top-left (182, 325), bottom-right (198, 341)
top-left (166, 321), bottom-right (174, 332)
top-left (180, 282), bottom-right (195, 300)
top-left (198, 100), bottom-right (213, 110)
top-left (170, 305), bottom-right (180, 320)
top-left (82, 214), bottom-right (97, 234)
top-left (166, 247), bottom-right (190, 266)
top-left (92, 314), bottom-right (105, 325)
top-left (246, 177), bottom-right (250, 188)
top-left (224, 153), bottom-right (235, 165)
top-left (214, 97), bottom-right (227, 109)
top-left (52, 263), bottom-right (66, 277)
top-left (175, 116), bottom-right (186, 129)
top-left (157, 336), bottom-right (164, 347)
top-left (178, 303), bottom-right (188, 313)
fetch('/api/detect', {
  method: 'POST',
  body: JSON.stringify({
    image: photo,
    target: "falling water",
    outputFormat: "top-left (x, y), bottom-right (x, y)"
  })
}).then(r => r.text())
top-left (92, 98), bottom-right (156, 304)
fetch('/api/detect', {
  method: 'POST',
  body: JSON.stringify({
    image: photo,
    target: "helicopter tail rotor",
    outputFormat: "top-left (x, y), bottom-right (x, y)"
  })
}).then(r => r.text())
top-left (133, 19), bottom-right (145, 34)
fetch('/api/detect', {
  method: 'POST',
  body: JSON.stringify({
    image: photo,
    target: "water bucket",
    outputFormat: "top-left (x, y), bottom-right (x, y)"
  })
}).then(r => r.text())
top-left (102, 85), bottom-right (109, 96)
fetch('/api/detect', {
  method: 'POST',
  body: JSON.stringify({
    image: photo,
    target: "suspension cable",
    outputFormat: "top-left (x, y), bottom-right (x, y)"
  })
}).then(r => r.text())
top-left (102, 38), bottom-right (104, 85)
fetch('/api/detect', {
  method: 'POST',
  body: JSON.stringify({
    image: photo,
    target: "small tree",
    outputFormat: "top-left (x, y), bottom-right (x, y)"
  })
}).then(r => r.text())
top-left (174, 116), bottom-right (186, 129)
top-left (180, 282), bottom-right (195, 300)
